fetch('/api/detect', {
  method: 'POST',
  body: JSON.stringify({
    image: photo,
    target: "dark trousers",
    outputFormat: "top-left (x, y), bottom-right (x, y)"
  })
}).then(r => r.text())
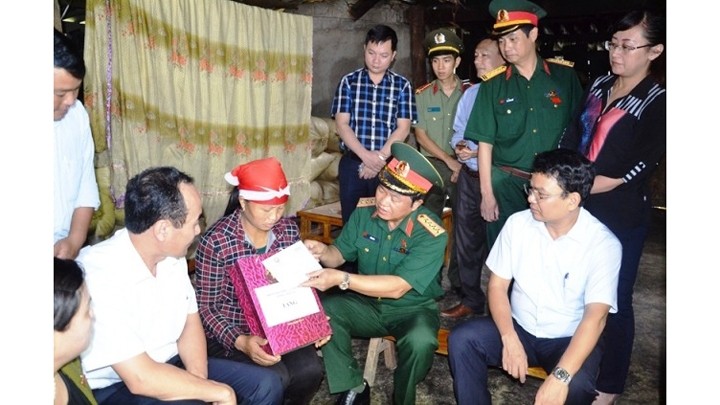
top-left (486, 166), bottom-right (528, 250)
top-left (207, 338), bottom-right (324, 405)
top-left (423, 156), bottom-right (460, 289)
top-left (596, 225), bottom-right (649, 394)
top-left (338, 153), bottom-right (379, 224)
top-left (448, 317), bottom-right (602, 405)
top-left (452, 167), bottom-right (488, 311)
top-left (92, 354), bottom-right (283, 405)
top-left (320, 292), bottom-right (439, 405)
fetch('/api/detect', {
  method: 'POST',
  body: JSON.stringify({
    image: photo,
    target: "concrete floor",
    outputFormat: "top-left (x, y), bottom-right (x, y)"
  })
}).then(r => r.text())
top-left (309, 209), bottom-right (666, 404)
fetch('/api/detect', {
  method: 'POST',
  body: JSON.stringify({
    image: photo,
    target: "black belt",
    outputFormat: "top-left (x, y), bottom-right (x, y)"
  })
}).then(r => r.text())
top-left (343, 151), bottom-right (363, 162)
top-left (497, 165), bottom-right (531, 180)
top-left (462, 165), bottom-right (479, 178)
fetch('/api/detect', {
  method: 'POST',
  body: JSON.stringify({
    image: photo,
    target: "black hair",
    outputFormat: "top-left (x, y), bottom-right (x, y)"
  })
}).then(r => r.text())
top-left (54, 29), bottom-right (86, 80)
top-left (518, 25), bottom-right (535, 37)
top-left (224, 187), bottom-right (241, 216)
top-left (365, 25), bottom-right (398, 51)
top-left (612, 9), bottom-right (666, 85)
top-left (532, 148), bottom-right (595, 204)
top-left (124, 166), bottom-right (194, 234)
top-left (54, 258), bottom-right (85, 332)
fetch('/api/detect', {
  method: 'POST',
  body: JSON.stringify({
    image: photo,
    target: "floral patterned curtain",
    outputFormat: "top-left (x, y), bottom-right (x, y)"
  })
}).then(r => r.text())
top-left (83, 0), bottom-right (314, 238)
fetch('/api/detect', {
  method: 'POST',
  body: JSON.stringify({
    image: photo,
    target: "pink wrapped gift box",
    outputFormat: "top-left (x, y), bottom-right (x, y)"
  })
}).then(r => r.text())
top-left (228, 252), bottom-right (332, 356)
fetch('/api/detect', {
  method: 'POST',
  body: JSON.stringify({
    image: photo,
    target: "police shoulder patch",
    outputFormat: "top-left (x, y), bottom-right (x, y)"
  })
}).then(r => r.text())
top-left (356, 197), bottom-right (376, 207)
top-left (415, 82), bottom-right (433, 94)
top-left (546, 57), bottom-right (575, 68)
top-left (417, 214), bottom-right (445, 237)
top-left (480, 65), bottom-right (507, 82)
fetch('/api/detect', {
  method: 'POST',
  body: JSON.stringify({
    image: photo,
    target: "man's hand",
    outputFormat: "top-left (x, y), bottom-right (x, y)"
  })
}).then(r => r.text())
top-left (235, 335), bottom-right (281, 366)
top-left (480, 192), bottom-right (499, 222)
top-left (303, 240), bottom-right (328, 261)
top-left (54, 237), bottom-right (82, 259)
top-left (500, 333), bottom-right (529, 383)
top-left (359, 163), bottom-right (381, 179)
top-left (534, 376), bottom-right (569, 405)
top-left (447, 159), bottom-right (462, 183)
top-left (454, 142), bottom-right (475, 162)
top-left (302, 268), bottom-right (342, 292)
top-left (362, 150), bottom-right (387, 173)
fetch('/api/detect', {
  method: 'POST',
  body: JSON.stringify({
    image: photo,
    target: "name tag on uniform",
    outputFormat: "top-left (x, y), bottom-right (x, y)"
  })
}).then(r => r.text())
top-left (427, 106), bottom-right (441, 112)
top-left (362, 231), bottom-right (378, 242)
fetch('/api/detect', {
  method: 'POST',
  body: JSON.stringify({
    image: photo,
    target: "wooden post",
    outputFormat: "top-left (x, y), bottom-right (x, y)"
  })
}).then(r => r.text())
top-left (408, 5), bottom-right (426, 89)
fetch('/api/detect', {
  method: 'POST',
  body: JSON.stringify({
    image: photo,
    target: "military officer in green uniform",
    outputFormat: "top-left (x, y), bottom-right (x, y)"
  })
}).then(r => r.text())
top-left (464, 0), bottom-right (583, 248)
top-left (303, 142), bottom-right (447, 405)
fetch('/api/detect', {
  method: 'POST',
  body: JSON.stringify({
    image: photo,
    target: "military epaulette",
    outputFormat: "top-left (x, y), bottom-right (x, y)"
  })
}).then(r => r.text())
top-left (356, 197), bottom-right (376, 207)
top-left (480, 65), bottom-right (507, 82)
top-left (460, 79), bottom-right (473, 92)
top-left (415, 82), bottom-right (433, 94)
top-left (416, 214), bottom-right (445, 237)
top-left (546, 57), bottom-right (575, 68)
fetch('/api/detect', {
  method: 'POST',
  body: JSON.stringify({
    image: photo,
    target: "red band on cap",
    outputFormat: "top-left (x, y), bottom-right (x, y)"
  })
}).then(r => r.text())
top-left (386, 158), bottom-right (433, 194)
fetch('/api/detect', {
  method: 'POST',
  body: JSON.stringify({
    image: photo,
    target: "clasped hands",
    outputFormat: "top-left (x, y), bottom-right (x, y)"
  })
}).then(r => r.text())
top-left (358, 150), bottom-right (386, 179)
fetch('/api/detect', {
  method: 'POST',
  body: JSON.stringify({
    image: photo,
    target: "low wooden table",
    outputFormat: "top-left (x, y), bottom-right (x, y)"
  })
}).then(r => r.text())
top-left (297, 201), bottom-right (453, 267)
top-left (297, 201), bottom-right (344, 244)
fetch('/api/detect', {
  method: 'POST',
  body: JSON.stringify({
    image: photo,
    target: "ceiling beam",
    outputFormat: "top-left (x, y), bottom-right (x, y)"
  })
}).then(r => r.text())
top-left (349, 0), bottom-right (382, 21)
top-left (229, 0), bottom-right (303, 10)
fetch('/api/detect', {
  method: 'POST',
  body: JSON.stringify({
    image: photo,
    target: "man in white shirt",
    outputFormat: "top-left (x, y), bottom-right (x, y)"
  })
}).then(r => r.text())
top-left (448, 149), bottom-right (621, 405)
top-left (78, 167), bottom-right (283, 404)
top-left (54, 29), bottom-right (100, 259)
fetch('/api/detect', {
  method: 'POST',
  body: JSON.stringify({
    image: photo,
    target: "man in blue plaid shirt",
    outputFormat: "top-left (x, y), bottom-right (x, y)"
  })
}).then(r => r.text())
top-left (331, 24), bottom-right (417, 224)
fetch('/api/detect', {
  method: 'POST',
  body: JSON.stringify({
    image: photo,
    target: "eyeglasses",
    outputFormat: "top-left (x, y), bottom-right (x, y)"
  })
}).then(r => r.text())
top-left (603, 40), bottom-right (653, 53)
top-left (524, 183), bottom-right (565, 201)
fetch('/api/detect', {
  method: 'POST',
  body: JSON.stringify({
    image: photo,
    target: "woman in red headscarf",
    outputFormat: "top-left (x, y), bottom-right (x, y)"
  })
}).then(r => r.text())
top-left (194, 158), bottom-right (324, 405)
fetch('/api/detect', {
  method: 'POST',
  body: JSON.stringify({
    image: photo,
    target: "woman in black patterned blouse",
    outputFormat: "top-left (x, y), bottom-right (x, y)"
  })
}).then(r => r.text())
top-left (560, 9), bottom-right (666, 404)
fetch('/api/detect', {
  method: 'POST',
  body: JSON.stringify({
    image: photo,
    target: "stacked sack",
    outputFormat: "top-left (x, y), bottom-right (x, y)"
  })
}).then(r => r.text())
top-left (306, 116), bottom-right (341, 209)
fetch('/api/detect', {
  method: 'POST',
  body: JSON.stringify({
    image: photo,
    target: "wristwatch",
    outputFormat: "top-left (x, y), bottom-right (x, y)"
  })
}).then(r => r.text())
top-left (339, 272), bottom-right (350, 290)
top-left (551, 366), bottom-right (572, 384)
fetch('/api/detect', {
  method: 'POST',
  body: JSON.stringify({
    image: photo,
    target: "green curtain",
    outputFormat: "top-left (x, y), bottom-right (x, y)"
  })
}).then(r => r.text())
top-left (83, 0), bottom-right (314, 239)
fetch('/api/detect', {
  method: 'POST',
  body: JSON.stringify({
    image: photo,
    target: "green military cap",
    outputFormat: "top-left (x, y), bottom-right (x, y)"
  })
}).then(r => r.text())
top-left (378, 143), bottom-right (444, 196)
top-left (424, 28), bottom-right (464, 58)
top-left (488, 0), bottom-right (547, 36)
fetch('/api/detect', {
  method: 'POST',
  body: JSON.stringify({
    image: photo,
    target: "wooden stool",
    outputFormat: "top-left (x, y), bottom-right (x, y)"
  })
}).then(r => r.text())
top-left (441, 207), bottom-right (452, 268)
top-left (362, 329), bottom-right (548, 387)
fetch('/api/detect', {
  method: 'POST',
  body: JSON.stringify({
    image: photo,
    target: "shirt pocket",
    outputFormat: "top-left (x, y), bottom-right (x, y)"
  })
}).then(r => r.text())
top-left (540, 97), bottom-right (570, 134)
top-left (424, 106), bottom-right (444, 124)
top-left (388, 249), bottom-right (407, 266)
top-left (354, 236), bottom-right (378, 271)
top-left (494, 101), bottom-right (527, 143)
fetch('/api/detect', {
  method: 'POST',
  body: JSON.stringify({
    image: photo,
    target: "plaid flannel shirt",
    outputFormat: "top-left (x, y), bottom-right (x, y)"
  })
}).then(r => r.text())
top-left (195, 209), bottom-right (300, 352)
top-left (331, 68), bottom-right (417, 151)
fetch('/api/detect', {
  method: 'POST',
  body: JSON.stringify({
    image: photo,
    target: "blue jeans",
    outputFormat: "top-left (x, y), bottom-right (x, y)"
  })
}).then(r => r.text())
top-left (596, 225), bottom-right (649, 394)
top-left (448, 316), bottom-right (601, 405)
top-left (207, 338), bottom-right (323, 405)
top-left (338, 153), bottom-right (379, 224)
top-left (92, 355), bottom-right (283, 404)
